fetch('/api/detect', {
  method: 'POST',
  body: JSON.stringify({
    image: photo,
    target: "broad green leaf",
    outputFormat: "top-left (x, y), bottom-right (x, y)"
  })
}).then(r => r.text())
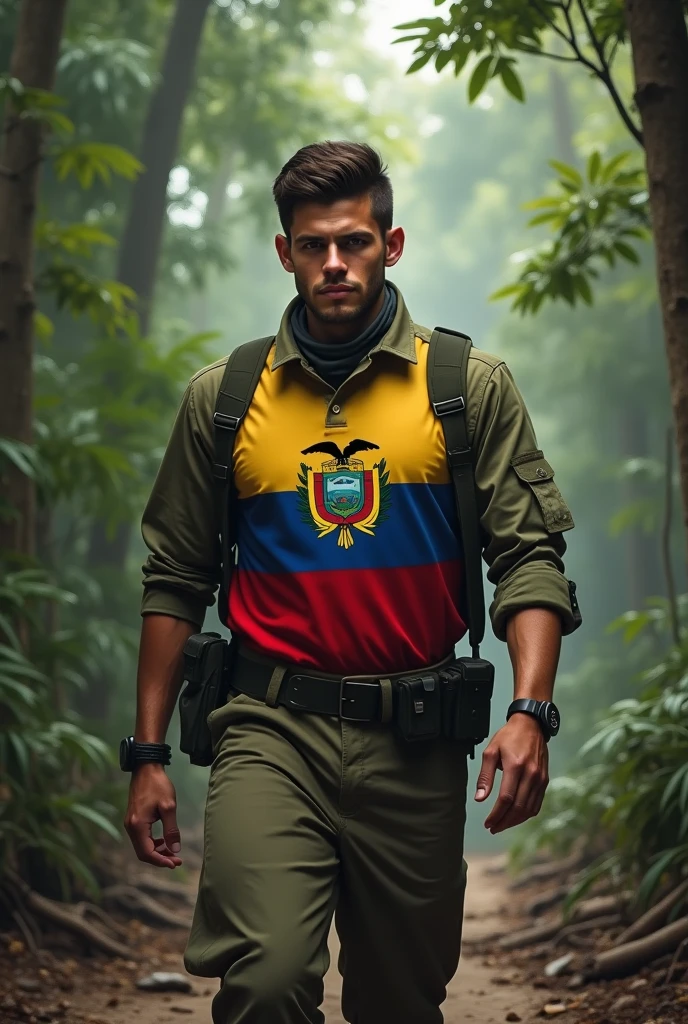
top-left (406, 50), bottom-right (434, 74)
top-left (490, 283), bottom-right (524, 302)
top-left (499, 60), bottom-right (525, 102)
top-left (548, 159), bottom-right (583, 187)
top-left (435, 48), bottom-right (453, 72)
top-left (587, 151), bottom-right (602, 183)
top-left (468, 55), bottom-right (495, 103)
top-left (614, 240), bottom-right (640, 264)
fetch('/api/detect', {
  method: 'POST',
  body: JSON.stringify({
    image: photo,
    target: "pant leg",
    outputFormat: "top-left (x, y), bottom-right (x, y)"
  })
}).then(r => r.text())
top-left (335, 723), bottom-right (469, 1024)
top-left (185, 693), bottom-right (342, 1024)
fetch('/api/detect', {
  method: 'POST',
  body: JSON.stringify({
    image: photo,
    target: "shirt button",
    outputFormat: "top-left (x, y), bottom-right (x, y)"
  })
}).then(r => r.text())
top-left (332, 404), bottom-right (341, 415)
top-left (536, 467), bottom-right (547, 478)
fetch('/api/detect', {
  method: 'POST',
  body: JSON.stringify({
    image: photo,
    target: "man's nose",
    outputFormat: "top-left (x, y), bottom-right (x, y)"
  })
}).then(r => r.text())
top-left (323, 243), bottom-right (347, 275)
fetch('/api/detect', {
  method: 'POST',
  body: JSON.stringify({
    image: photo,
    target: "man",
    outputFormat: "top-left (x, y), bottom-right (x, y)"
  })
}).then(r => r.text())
top-left (124, 141), bottom-right (579, 1024)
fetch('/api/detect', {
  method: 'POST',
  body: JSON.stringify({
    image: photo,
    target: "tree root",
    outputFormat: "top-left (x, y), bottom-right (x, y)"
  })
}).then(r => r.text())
top-left (555, 913), bottom-right (624, 946)
top-left (0, 885), bottom-right (44, 959)
top-left (569, 894), bottom-right (631, 923)
top-left (102, 885), bottom-right (191, 928)
top-left (665, 936), bottom-right (688, 985)
top-left (73, 901), bottom-right (129, 942)
top-left (130, 874), bottom-right (196, 905)
top-left (4, 872), bottom-right (131, 959)
top-left (616, 878), bottom-right (688, 946)
top-left (509, 852), bottom-right (584, 891)
top-left (526, 887), bottom-right (569, 917)
top-left (585, 914), bottom-right (688, 980)
top-left (499, 920), bottom-right (562, 950)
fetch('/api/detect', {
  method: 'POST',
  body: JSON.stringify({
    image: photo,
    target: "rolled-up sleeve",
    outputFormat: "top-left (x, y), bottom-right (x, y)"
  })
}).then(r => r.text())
top-left (470, 358), bottom-right (577, 641)
top-left (140, 377), bottom-right (221, 628)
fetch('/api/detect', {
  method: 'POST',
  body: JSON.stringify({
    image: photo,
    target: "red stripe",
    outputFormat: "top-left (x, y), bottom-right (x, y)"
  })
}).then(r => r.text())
top-left (227, 562), bottom-right (466, 676)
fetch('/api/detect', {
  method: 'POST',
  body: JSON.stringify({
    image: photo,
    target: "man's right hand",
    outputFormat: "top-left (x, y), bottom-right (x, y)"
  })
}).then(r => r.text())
top-left (124, 763), bottom-right (182, 869)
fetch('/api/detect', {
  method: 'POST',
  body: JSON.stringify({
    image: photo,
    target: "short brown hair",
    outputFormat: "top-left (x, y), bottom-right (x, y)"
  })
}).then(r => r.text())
top-left (273, 141), bottom-right (393, 239)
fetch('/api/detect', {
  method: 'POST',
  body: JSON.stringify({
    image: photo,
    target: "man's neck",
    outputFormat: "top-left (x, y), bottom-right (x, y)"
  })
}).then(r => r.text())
top-left (304, 289), bottom-right (386, 344)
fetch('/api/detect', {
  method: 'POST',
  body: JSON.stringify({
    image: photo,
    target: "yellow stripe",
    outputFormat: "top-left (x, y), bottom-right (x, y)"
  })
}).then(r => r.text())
top-left (233, 337), bottom-right (451, 499)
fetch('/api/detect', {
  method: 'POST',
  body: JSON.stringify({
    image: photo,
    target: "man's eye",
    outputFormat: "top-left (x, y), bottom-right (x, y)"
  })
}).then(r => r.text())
top-left (303, 241), bottom-right (323, 250)
top-left (347, 238), bottom-right (366, 247)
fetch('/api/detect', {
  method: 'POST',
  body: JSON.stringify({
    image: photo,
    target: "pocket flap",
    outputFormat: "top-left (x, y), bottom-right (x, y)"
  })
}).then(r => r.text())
top-left (511, 450), bottom-right (555, 483)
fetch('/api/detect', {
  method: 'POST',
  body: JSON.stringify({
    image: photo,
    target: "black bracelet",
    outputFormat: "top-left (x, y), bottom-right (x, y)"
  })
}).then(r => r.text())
top-left (119, 737), bottom-right (171, 772)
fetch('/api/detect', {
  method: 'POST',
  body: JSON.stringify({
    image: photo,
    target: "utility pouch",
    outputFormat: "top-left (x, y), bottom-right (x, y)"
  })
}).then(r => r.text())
top-left (440, 657), bottom-right (494, 745)
top-left (395, 673), bottom-right (442, 742)
top-left (178, 632), bottom-right (234, 767)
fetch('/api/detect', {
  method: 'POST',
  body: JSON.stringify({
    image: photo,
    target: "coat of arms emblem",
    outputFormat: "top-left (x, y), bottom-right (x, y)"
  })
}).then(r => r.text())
top-left (297, 439), bottom-right (391, 549)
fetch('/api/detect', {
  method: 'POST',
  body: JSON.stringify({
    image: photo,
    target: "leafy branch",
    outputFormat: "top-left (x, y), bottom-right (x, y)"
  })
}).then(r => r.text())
top-left (395, 0), bottom-right (642, 145)
top-left (491, 151), bottom-right (650, 314)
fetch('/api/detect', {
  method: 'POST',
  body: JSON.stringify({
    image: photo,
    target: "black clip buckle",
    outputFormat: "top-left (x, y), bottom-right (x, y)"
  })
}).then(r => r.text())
top-left (433, 396), bottom-right (465, 417)
top-left (339, 676), bottom-right (380, 722)
top-left (213, 411), bottom-right (241, 431)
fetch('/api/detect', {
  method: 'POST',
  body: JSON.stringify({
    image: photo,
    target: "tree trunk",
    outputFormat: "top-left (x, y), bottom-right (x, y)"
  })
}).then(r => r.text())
top-left (618, 406), bottom-right (663, 608)
top-left (116, 0), bottom-right (211, 338)
top-left (625, 0), bottom-right (688, 563)
top-left (86, 0), bottom-right (211, 580)
top-left (193, 147), bottom-right (234, 331)
top-left (0, 0), bottom-right (68, 558)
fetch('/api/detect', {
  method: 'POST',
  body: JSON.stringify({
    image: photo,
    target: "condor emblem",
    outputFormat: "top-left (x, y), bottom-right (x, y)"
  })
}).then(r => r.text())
top-left (297, 439), bottom-right (391, 549)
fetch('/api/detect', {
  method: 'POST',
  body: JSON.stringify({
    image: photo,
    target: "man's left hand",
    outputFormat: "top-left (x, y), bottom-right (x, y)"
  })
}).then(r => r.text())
top-left (474, 714), bottom-right (549, 834)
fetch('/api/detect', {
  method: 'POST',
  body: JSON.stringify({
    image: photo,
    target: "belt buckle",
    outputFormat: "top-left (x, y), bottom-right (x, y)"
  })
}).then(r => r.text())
top-left (339, 675), bottom-right (380, 722)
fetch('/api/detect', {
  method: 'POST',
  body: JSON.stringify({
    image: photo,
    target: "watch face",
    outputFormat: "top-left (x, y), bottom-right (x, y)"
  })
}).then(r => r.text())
top-left (119, 736), bottom-right (133, 771)
top-left (541, 702), bottom-right (560, 736)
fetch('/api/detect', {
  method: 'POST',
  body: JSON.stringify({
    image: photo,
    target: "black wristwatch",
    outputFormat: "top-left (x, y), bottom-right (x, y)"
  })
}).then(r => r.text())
top-left (119, 736), bottom-right (172, 772)
top-left (506, 699), bottom-right (560, 741)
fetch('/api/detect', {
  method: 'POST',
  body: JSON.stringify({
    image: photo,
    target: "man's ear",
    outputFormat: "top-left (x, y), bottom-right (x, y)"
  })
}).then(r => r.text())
top-left (275, 233), bottom-right (295, 273)
top-left (385, 226), bottom-right (405, 268)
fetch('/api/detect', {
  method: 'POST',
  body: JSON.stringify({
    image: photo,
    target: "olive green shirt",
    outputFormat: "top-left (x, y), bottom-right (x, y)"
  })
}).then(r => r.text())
top-left (141, 289), bottom-right (577, 642)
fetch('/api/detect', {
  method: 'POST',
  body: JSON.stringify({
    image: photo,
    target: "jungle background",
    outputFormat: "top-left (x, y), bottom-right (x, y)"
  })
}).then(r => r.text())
top-left (1, 0), bottom-right (688, 1011)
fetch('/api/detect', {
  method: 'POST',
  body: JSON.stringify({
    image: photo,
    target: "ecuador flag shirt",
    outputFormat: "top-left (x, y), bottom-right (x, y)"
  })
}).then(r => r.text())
top-left (228, 330), bottom-right (466, 675)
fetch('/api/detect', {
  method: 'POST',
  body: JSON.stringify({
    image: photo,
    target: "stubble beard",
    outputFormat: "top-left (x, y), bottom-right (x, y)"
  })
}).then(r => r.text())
top-left (296, 258), bottom-right (386, 326)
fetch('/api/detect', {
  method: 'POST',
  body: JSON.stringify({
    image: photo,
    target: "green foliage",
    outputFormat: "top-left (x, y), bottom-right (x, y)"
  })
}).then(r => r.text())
top-left (53, 141), bottom-right (143, 188)
top-left (395, 1), bottom-right (628, 111)
top-left (513, 600), bottom-right (688, 904)
top-left (491, 152), bottom-right (649, 313)
top-left (0, 565), bottom-right (121, 896)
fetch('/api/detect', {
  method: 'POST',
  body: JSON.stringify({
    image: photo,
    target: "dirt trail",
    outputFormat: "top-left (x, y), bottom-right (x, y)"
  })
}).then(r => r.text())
top-left (70, 855), bottom-right (545, 1024)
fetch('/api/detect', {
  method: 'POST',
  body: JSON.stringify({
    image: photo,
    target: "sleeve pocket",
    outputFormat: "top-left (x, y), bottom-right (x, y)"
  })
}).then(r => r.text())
top-left (510, 449), bottom-right (575, 533)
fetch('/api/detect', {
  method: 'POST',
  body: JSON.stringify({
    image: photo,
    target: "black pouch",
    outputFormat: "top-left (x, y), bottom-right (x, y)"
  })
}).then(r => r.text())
top-left (395, 673), bottom-right (442, 742)
top-left (178, 632), bottom-right (234, 767)
top-left (441, 657), bottom-right (494, 745)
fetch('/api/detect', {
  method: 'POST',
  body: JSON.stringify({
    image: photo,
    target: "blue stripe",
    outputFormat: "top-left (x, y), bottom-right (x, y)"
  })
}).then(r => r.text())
top-left (236, 482), bottom-right (462, 575)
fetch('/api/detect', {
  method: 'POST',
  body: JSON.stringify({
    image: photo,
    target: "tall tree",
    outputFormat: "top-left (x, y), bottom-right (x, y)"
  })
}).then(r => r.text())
top-left (116, 0), bottom-right (212, 338)
top-left (87, 0), bottom-right (211, 570)
top-left (624, 0), bottom-right (688, 561)
top-left (0, 0), bottom-right (69, 557)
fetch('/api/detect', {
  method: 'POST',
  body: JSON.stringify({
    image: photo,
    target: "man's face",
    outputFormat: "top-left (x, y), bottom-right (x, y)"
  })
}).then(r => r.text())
top-left (275, 194), bottom-right (404, 326)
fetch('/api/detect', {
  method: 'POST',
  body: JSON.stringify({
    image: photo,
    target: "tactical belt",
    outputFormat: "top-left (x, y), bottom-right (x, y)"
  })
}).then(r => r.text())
top-left (232, 646), bottom-right (455, 723)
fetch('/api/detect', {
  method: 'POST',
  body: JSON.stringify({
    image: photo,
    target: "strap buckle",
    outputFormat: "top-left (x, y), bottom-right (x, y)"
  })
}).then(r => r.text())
top-left (339, 676), bottom-right (381, 722)
top-left (432, 396), bottom-right (465, 417)
top-left (213, 411), bottom-right (241, 431)
top-left (447, 446), bottom-right (472, 468)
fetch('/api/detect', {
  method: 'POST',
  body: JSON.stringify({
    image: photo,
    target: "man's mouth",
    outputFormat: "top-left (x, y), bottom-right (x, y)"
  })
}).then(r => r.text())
top-left (320, 285), bottom-right (354, 298)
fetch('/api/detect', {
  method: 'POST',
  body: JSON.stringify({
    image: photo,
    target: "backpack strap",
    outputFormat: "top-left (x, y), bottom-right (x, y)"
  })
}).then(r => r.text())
top-left (427, 327), bottom-right (486, 656)
top-left (213, 336), bottom-right (275, 625)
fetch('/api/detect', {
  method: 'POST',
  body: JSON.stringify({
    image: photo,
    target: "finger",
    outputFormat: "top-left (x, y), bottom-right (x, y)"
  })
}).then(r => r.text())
top-left (490, 768), bottom-right (538, 833)
top-left (475, 746), bottom-right (500, 801)
top-left (484, 761), bottom-right (522, 829)
top-left (153, 836), bottom-right (183, 867)
top-left (125, 817), bottom-right (180, 869)
top-left (159, 801), bottom-right (182, 856)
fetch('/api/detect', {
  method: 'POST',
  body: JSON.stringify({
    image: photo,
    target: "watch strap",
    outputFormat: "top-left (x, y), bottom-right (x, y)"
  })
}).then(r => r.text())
top-left (134, 742), bottom-right (171, 764)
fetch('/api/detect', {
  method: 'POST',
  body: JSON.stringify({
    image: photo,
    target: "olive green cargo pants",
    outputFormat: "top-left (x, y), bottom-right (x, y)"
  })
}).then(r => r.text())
top-left (184, 686), bottom-right (469, 1024)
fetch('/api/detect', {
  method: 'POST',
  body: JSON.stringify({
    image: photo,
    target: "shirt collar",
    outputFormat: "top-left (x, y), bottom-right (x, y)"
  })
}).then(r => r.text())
top-left (271, 281), bottom-right (419, 370)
